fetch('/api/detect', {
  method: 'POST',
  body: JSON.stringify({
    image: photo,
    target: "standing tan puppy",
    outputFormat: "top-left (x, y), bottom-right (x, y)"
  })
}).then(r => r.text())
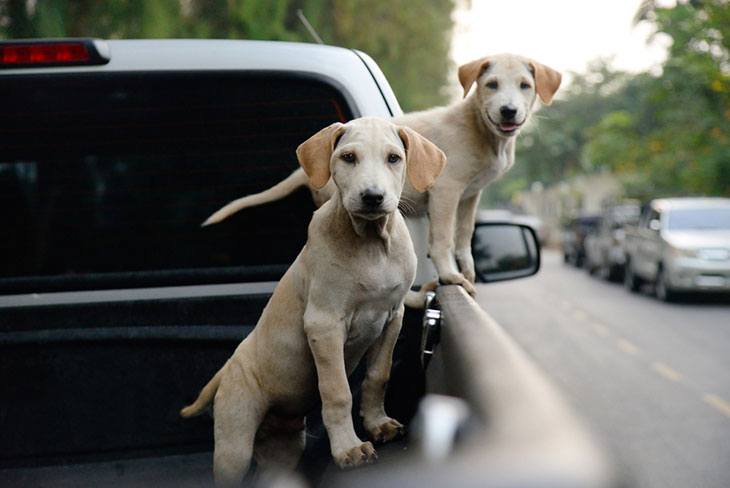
top-left (181, 117), bottom-right (445, 486)
top-left (201, 54), bottom-right (560, 295)
top-left (392, 54), bottom-right (561, 293)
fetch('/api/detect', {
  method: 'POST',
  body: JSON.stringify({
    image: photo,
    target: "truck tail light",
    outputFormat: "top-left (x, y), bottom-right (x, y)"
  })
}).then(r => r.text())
top-left (0, 39), bottom-right (110, 69)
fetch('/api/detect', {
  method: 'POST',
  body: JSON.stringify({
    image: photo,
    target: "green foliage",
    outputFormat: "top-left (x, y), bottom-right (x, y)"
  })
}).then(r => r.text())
top-left (486, 0), bottom-right (729, 206)
top-left (592, 0), bottom-right (730, 198)
top-left (306, 0), bottom-right (455, 111)
top-left (0, 0), bottom-right (455, 111)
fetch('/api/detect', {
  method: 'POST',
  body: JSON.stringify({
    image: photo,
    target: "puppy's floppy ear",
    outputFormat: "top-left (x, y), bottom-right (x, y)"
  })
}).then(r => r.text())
top-left (296, 122), bottom-right (345, 189)
top-left (398, 126), bottom-right (447, 193)
top-left (528, 60), bottom-right (562, 104)
top-left (458, 57), bottom-right (491, 98)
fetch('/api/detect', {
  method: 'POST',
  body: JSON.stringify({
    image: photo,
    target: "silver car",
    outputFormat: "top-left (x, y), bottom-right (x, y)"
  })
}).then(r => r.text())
top-left (623, 198), bottom-right (730, 301)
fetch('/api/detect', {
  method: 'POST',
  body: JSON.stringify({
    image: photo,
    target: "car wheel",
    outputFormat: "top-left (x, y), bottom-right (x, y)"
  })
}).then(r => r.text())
top-left (607, 264), bottom-right (622, 282)
top-left (597, 263), bottom-right (610, 280)
top-left (624, 261), bottom-right (641, 292)
top-left (655, 267), bottom-right (677, 302)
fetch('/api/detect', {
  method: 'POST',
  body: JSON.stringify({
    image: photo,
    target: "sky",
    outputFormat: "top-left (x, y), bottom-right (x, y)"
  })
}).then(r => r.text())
top-left (451, 0), bottom-right (672, 86)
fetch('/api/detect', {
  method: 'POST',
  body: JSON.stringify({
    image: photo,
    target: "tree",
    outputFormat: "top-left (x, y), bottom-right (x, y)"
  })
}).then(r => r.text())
top-left (588, 0), bottom-right (730, 198)
top-left (0, 0), bottom-right (456, 111)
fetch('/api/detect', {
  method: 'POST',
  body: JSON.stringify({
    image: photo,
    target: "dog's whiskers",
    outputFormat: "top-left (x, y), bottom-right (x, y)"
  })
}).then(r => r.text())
top-left (398, 195), bottom-right (419, 216)
top-left (398, 201), bottom-right (415, 216)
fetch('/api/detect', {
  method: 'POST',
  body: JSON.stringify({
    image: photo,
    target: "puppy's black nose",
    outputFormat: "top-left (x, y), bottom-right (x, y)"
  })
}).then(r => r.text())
top-left (361, 188), bottom-right (384, 208)
top-left (500, 105), bottom-right (517, 120)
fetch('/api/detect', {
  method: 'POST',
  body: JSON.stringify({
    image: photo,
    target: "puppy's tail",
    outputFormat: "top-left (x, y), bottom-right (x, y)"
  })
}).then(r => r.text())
top-left (404, 281), bottom-right (438, 309)
top-left (201, 168), bottom-right (309, 227)
top-left (180, 366), bottom-right (225, 418)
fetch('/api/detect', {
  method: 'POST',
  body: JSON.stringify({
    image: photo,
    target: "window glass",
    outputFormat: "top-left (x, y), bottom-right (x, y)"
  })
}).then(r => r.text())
top-left (0, 73), bottom-right (351, 290)
top-left (667, 207), bottom-right (730, 230)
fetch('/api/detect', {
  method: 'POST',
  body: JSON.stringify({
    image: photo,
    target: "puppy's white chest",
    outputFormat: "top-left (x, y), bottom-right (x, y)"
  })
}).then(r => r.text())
top-left (347, 307), bottom-right (389, 344)
top-left (464, 152), bottom-right (512, 198)
top-left (344, 253), bottom-right (410, 354)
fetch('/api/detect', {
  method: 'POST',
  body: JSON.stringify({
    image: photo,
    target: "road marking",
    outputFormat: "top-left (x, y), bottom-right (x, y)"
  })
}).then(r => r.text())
top-left (590, 322), bottom-right (610, 337)
top-left (703, 394), bottom-right (730, 419)
top-left (616, 338), bottom-right (640, 355)
top-left (651, 362), bottom-right (682, 382)
top-left (572, 309), bottom-right (588, 321)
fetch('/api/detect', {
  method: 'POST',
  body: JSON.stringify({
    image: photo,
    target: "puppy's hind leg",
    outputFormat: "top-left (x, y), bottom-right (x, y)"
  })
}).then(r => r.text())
top-left (213, 367), bottom-right (267, 487)
top-left (253, 417), bottom-right (306, 474)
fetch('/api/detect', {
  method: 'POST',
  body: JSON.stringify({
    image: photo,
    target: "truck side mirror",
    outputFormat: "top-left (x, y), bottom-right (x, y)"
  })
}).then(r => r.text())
top-left (472, 223), bottom-right (541, 283)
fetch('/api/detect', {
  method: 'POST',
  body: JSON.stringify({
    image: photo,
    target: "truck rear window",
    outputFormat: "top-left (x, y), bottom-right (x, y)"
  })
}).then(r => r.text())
top-left (0, 72), bottom-right (352, 292)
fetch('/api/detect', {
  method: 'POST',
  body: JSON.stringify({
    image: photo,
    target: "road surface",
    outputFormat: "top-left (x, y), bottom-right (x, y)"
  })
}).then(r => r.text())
top-left (477, 250), bottom-right (730, 488)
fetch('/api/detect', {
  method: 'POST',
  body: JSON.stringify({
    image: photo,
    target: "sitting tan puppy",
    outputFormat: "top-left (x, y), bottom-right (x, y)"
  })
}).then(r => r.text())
top-left (200, 54), bottom-right (560, 296)
top-left (181, 117), bottom-right (446, 486)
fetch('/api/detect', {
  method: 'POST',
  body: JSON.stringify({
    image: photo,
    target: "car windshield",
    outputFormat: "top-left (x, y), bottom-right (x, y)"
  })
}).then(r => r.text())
top-left (667, 207), bottom-right (730, 230)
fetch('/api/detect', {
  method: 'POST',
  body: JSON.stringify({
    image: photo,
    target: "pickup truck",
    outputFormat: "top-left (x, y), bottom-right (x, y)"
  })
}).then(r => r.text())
top-left (1, 38), bottom-right (615, 487)
top-left (623, 197), bottom-right (730, 301)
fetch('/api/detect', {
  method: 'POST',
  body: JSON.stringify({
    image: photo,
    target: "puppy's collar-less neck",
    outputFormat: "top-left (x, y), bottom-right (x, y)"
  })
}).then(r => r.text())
top-left (349, 213), bottom-right (391, 243)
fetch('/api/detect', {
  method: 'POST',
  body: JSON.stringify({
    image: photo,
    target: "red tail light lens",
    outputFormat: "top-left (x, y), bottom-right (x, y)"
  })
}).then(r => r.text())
top-left (0, 39), bottom-right (109, 68)
top-left (1, 43), bottom-right (89, 65)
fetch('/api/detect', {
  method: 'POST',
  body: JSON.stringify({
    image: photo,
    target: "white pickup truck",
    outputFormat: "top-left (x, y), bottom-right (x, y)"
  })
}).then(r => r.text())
top-left (0, 38), bottom-right (614, 487)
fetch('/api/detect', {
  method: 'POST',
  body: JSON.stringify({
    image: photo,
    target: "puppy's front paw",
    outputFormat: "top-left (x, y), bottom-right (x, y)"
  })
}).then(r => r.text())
top-left (455, 251), bottom-right (476, 284)
top-left (462, 268), bottom-right (476, 284)
top-left (367, 417), bottom-right (404, 444)
top-left (334, 441), bottom-right (377, 468)
top-left (439, 272), bottom-right (477, 296)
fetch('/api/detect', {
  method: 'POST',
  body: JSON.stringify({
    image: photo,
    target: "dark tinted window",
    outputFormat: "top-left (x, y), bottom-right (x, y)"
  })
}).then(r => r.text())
top-left (0, 73), bottom-right (351, 291)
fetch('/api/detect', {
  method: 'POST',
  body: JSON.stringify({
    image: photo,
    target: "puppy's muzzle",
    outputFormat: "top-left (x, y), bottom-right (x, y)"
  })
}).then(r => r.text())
top-left (361, 188), bottom-right (385, 209)
top-left (492, 105), bottom-right (523, 135)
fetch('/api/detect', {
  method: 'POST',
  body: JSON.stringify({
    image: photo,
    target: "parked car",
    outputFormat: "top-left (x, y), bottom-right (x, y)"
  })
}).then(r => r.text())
top-left (562, 215), bottom-right (602, 267)
top-left (584, 202), bottom-right (641, 280)
top-left (623, 197), bottom-right (730, 301)
top-left (0, 38), bottom-right (614, 487)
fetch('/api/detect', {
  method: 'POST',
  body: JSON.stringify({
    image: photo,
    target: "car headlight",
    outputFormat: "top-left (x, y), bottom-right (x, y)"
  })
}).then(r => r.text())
top-left (668, 246), bottom-right (698, 258)
top-left (697, 248), bottom-right (730, 261)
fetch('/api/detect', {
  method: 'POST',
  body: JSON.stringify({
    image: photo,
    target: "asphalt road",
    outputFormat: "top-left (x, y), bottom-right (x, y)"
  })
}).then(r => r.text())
top-left (477, 250), bottom-right (730, 488)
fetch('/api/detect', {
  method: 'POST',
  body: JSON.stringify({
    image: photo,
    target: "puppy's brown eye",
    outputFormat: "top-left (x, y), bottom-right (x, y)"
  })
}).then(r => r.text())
top-left (341, 152), bottom-right (356, 163)
top-left (486, 81), bottom-right (498, 89)
top-left (520, 82), bottom-right (531, 89)
top-left (387, 153), bottom-right (401, 164)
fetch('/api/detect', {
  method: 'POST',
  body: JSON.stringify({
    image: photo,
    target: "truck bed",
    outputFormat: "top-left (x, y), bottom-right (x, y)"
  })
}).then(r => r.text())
top-left (1, 438), bottom-right (411, 487)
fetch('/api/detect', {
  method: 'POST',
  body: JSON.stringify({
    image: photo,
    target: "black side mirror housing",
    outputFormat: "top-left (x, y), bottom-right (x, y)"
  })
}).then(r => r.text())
top-left (472, 223), bottom-right (541, 283)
